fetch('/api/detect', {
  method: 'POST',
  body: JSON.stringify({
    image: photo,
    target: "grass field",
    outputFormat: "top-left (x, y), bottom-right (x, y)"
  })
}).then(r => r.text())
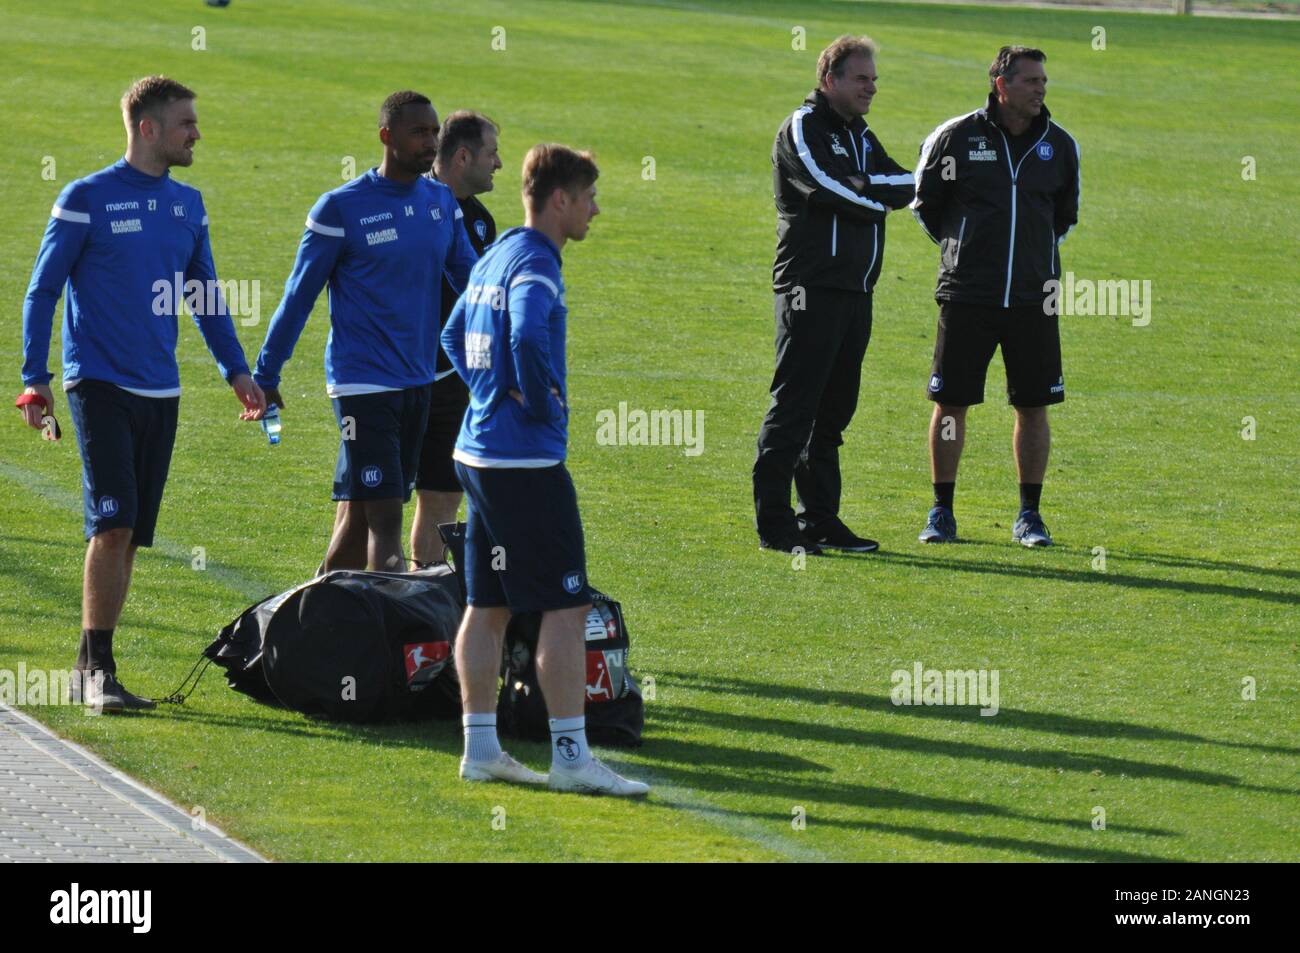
top-left (1, 0), bottom-right (1297, 861)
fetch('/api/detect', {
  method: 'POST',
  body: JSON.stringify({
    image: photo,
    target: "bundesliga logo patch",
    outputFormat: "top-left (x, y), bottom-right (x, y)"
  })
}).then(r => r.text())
top-left (403, 641), bottom-right (449, 682)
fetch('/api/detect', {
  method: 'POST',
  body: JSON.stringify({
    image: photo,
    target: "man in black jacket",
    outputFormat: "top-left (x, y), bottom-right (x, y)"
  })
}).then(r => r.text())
top-left (410, 110), bottom-right (501, 567)
top-left (911, 46), bottom-right (1080, 547)
top-left (753, 35), bottom-right (915, 555)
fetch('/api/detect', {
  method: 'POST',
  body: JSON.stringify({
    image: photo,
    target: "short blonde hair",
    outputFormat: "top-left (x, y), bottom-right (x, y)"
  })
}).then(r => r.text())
top-left (120, 75), bottom-right (196, 129)
top-left (817, 35), bottom-right (879, 87)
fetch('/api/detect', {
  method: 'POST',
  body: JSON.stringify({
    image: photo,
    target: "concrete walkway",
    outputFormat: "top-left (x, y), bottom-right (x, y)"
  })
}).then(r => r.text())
top-left (0, 704), bottom-right (264, 863)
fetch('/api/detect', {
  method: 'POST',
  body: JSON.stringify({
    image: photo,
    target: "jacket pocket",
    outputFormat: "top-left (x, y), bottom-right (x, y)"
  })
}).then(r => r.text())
top-left (863, 223), bottom-right (879, 291)
top-left (942, 215), bottom-right (967, 271)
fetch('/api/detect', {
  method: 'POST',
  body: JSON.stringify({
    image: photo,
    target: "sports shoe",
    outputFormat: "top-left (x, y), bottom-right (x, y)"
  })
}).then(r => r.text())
top-left (758, 531), bottom-right (823, 556)
top-left (459, 752), bottom-right (548, 786)
top-left (918, 505), bottom-right (957, 543)
top-left (83, 673), bottom-right (156, 712)
top-left (548, 757), bottom-right (650, 797)
top-left (1012, 510), bottom-right (1053, 547)
top-left (801, 517), bottom-right (879, 553)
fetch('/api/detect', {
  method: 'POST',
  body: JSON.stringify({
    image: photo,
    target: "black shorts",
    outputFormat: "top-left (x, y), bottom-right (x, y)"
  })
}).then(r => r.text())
top-left (926, 300), bottom-right (1065, 407)
top-left (66, 380), bottom-right (179, 547)
top-left (330, 386), bottom-right (431, 502)
top-left (415, 372), bottom-right (469, 493)
top-left (455, 461), bottom-right (589, 614)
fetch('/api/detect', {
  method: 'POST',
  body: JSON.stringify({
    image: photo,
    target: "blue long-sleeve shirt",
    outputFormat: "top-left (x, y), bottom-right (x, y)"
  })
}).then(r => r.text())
top-left (442, 226), bottom-right (569, 466)
top-left (254, 169), bottom-right (478, 396)
top-left (22, 159), bottom-right (251, 395)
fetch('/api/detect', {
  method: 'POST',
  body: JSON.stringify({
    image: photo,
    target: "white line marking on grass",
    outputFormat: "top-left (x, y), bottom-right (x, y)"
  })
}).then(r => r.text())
top-left (598, 757), bottom-right (830, 862)
top-left (0, 460), bottom-right (273, 602)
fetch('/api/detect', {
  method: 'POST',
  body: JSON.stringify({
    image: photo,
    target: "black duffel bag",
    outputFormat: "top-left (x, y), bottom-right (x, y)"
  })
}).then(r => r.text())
top-left (204, 566), bottom-right (463, 722)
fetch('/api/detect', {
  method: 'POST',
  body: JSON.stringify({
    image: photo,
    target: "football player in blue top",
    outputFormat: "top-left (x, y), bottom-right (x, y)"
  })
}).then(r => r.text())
top-left (441, 144), bottom-right (649, 796)
top-left (254, 91), bottom-right (478, 574)
top-left (19, 76), bottom-right (266, 711)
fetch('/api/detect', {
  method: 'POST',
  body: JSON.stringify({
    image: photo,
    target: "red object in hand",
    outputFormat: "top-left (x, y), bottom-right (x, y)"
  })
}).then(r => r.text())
top-left (15, 392), bottom-right (61, 440)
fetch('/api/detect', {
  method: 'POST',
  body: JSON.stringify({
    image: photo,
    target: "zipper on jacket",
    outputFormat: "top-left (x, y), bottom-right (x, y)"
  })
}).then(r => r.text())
top-left (831, 213), bottom-right (838, 256)
top-left (1050, 232), bottom-right (1056, 274)
top-left (955, 216), bottom-right (967, 268)
top-left (863, 223), bottom-right (878, 292)
top-left (994, 124), bottom-right (1052, 307)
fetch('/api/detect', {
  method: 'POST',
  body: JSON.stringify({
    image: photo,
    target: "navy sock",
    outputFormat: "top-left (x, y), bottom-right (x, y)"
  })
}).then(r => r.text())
top-left (1019, 483), bottom-right (1042, 513)
top-left (933, 482), bottom-right (955, 510)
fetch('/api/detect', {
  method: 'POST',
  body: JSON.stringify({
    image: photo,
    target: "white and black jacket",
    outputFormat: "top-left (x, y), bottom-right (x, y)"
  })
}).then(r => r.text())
top-left (912, 94), bottom-right (1080, 307)
top-left (772, 90), bottom-right (916, 294)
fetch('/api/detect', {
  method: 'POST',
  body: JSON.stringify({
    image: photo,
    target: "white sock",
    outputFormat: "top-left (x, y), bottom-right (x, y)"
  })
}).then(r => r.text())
top-left (548, 715), bottom-right (592, 770)
top-left (463, 712), bottom-right (502, 763)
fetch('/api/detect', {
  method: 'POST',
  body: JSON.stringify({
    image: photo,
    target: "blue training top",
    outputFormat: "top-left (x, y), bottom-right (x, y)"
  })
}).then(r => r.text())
top-left (441, 226), bottom-right (570, 467)
top-left (22, 158), bottom-right (252, 396)
top-left (254, 169), bottom-right (478, 397)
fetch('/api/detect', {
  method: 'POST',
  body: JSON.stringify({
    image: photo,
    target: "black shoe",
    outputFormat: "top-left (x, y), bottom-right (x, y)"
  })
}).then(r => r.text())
top-left (801, 517), bottom-right (879, 553)
top-left (84, 672), bottom-right (156, 712)
top-left (758, 531), bottom-right (824, 556)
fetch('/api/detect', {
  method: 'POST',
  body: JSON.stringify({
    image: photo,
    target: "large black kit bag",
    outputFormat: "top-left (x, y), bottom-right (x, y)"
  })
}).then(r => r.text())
top-left (203, 566), bottom-right (463, 722)
top-left (202, 525), bottom-right (643, 744)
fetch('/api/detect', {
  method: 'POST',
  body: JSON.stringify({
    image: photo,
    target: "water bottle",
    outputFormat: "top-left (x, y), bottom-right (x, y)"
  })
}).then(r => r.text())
top-left (261, 404), bottom-right (282, 445)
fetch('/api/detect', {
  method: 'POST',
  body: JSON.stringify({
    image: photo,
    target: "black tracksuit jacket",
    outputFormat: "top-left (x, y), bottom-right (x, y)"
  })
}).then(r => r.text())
top-left (772, 90), bottom-right (916, 295)
top-left (912, 94), bottom-right (1081, 308)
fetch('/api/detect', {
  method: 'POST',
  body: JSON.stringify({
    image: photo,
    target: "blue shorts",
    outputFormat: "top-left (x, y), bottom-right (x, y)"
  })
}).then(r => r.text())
top-left (66, 380), bottom-right (179, 547)
top-left (455, 461), bottom-right (589, 613)
top-left (331, 386), bottom-right (431, 501)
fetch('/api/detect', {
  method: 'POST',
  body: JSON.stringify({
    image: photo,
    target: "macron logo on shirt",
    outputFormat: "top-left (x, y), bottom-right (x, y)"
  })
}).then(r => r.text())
top-left (466, 284), bottom-right (506, 309)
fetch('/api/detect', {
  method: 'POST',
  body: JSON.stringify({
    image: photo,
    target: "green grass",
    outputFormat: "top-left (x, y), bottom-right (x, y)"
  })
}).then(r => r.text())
top-left (1, 0), bottom-right (1297, 861)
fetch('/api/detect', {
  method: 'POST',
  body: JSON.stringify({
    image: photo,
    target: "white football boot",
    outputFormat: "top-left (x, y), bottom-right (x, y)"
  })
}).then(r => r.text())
top-left (548, 757), bottom-right (650, 797)
top-left (459, 752), bottom-right (548, 786)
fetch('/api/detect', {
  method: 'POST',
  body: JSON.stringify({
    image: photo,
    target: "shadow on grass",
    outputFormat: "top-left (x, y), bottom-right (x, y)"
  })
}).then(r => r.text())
top-left (648, 704), bottom-right (1300, 797)
top-left (657, 671), bottom-right (1300, 758)
top-left (871, 550), bottom-right (1299, 605)
top-left (637, 736), bottom-right (1174, 835)
top-left (1056, 546), bottom-right (1300, 584)
top-left (155, 701), bottom-right (466, 755)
